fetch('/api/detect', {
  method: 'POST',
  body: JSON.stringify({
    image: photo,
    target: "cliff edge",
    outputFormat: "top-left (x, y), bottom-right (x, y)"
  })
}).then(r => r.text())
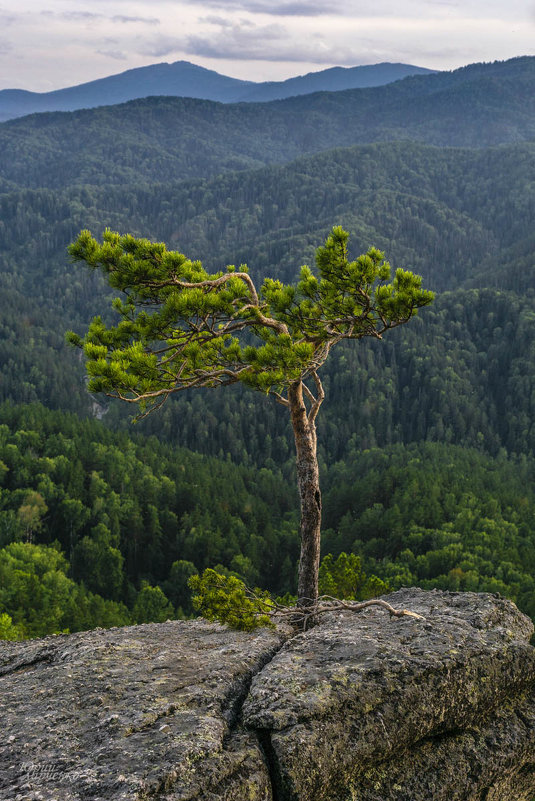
top-left (1, 588), bottom-right (534, 800)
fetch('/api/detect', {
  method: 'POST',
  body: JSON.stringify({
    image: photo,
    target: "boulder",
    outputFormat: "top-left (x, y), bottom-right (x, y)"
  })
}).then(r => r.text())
top-left (1, 589), bottom-right (534, 800)
top-left (0, 620), bottom-right (286, 800)
top-left (244, 588), bottom-right (535, 800)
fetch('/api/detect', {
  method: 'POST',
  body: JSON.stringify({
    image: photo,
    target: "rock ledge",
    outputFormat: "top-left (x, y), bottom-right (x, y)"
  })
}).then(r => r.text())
top-left (1, 588), bottom-right (534, 800)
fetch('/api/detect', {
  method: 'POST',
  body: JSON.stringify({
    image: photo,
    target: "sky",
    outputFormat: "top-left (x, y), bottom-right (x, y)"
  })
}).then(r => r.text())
top-left (0, 0), bottom-right (534, 92)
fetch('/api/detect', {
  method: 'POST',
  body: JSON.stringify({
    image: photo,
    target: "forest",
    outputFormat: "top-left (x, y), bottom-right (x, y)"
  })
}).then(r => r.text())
top-left (2, 403), bottom-right (535, 639)
top-left (0, 56), bottom-right (533, 191)
top-left (1, 56), bottom-right (535, 638)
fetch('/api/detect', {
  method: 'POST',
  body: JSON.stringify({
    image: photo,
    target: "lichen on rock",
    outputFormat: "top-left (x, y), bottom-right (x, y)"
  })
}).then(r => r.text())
top-left (0, 619), bottom-right (287, 800)
top-left (1, 589), bottom-right (534, 800)
top-left (243, 588), bottom-right (535, 801)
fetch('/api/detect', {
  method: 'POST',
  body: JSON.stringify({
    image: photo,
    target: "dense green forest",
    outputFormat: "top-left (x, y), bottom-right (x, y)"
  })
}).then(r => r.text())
top-left (2, 56), bottom-right (535, 638)
top-left (1, 403), bottom-right (535, 639)
top-left (0, 57), bottom-right (533, 190)
top-left (1, 141), bottom-right (535, 462)
top-left (0, 403), bottom-right (297, 638)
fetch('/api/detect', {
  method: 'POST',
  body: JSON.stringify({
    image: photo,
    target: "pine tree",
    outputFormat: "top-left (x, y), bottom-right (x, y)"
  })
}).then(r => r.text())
top-left (68, 226), bottom-right (433, 608)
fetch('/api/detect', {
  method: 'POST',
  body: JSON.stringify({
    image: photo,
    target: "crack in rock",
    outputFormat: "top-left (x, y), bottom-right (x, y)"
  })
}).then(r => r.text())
top-left (2, 590), bottom-right (535, 801)
top-left (243, 588), bottom-right (535, 801)
top-left (0, 620), bottom-right (288, 800)
top-left (0, 646), bottom-right (56, 677)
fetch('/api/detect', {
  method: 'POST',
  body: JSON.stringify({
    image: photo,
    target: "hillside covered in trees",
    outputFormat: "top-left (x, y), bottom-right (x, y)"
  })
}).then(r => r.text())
top-left (0, 60), bottom-right (435, 121)
top-left (0, 56), bottom-right (533, 190)
top-left (1, 56), bottom-right (535, 637)
top-left (1, 403), bottom-right (535, 638)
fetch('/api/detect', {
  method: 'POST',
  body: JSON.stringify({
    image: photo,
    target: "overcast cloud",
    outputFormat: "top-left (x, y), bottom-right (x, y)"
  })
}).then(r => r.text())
top-left (0, 0), bottom-right (533, 91)
top-left (41, 10), bottom-right (160, 23)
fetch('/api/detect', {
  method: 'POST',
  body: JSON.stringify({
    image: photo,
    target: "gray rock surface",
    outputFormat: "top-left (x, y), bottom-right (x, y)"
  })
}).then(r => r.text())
top-left (244, 588), bottom-right (535, 800)
top-left (1, 589), bottom-right (534, 800)
top-left (0, 620), bottom-right (287, 800)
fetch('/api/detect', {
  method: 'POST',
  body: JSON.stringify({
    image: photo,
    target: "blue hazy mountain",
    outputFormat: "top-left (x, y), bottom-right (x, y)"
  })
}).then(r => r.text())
top-left (0, 60), bottom-right (434, 121)
top-left (239, 62), bottom-right (435, 102)
top-left (0, 56), bottom-right (532, 191)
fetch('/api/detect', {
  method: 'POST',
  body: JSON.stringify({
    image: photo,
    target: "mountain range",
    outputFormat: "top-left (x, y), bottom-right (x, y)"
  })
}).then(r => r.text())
top-left (1, 56), bottom-right (535, 460)
top-left (0, 60), bottom-right (435, 122)
top-left (2, 54), bottom-right (535, 633)
top-left (0, 56), bottom-right (532, 193)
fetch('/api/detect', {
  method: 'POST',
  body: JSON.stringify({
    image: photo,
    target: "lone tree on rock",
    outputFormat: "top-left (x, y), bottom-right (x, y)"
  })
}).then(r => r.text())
top-left (67, 226), bottom-right (433, 609)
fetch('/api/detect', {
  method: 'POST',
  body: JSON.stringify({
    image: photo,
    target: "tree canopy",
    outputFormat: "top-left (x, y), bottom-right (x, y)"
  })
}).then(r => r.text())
top-left (68, 226), bottom-right (432, 611)
top-left (67, 225), bottom-right (432, 414)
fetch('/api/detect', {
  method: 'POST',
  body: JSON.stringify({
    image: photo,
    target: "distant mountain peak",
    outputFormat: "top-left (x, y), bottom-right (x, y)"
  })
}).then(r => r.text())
top-left (0, 59), bottom-right (434, 122)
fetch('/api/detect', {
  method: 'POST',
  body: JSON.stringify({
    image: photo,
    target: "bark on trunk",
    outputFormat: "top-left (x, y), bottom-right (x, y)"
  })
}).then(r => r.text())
top-left (288, 380), bottom-right (322, 608)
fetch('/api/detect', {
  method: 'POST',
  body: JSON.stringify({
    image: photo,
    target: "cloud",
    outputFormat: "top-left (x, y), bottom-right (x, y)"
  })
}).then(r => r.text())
top-left (139, 36), bottom-right (187, 58)
top-left (249, 0), bottom-right (333, 14)
top-left (83, 0), bottom-right (333, 12)
top-left (40, 10), bottom-right (98, 21)
top-left (141, 20), bottom-right (295, 60)
top-left (184, 0), bottom-right (335, 16)
top-left (180, 0), bottom-right (535, 21)
top-left (40, 10), bottom-right (159, 25)
top-left (0, 37), bottom-right (12, 54)
top-left (96, 49), bottom-right (128, 60)
top-left (0, 7), bottom-right (16, 26)
top-left (140, 17), bottom-right (380, 65)
top-left (197, 15), bottom-right (238, 27)
top-left (112, 15), bottom-right (160, 25)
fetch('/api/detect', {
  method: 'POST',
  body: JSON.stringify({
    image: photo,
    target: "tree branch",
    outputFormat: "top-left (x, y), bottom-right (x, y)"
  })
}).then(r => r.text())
top-left (307, 370), bottom-right (325, 425)
top-left (237, 303), bottom-right (290, 336)
top-left (271, 391), bottom-right (290, 407)
top-left (302, 382), bottom-right (316, 406)
top-left (237, 583), bottom-right (425, 631)
top-left (107, 366), bottom-right (248, 408)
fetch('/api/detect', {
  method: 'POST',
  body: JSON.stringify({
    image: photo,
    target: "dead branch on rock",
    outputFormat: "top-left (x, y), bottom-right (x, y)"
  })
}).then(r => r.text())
top-left (240, 585), bottom-right (426, 631)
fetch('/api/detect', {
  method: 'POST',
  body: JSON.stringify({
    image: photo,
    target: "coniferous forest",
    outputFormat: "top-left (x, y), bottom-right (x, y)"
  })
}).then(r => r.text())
top-left (2, 56), bottom-right (535, 639)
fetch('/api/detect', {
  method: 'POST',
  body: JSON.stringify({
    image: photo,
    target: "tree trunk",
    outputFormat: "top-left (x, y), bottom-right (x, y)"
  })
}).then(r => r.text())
top-left (288, 380), bottom-right (322, 608)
